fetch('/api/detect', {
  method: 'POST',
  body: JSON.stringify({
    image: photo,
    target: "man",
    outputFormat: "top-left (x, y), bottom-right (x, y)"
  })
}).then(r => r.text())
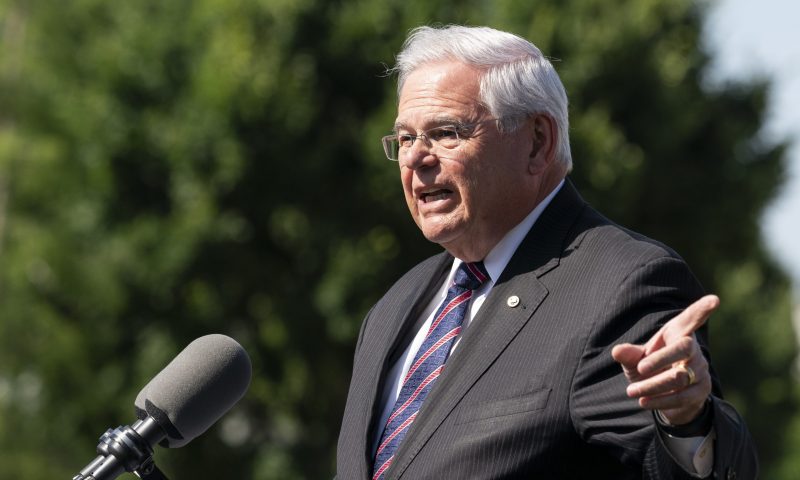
top-left (337, 25), bottom-right (757, 479)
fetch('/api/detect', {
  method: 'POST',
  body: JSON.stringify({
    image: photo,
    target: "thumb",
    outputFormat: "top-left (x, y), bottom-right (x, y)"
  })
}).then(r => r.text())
top-left (612, 343), bottom-right (645, 375)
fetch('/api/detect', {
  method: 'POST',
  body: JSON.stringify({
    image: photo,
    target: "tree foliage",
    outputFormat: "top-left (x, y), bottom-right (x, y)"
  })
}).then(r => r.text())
top-left (0, 0), bottom-right (796, 478)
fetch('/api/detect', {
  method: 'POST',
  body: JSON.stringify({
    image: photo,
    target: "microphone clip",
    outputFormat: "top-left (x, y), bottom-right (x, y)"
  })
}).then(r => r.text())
top-left (74, 418), bottom-right (170, 480)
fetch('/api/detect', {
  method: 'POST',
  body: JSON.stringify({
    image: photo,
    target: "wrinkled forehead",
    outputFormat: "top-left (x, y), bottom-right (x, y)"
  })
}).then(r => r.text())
top-left (396, 61), bottom-right (488, 128)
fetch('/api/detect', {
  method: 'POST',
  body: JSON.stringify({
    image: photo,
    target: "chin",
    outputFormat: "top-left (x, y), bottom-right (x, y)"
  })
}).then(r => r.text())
top-left (419, 224), bottom-right (462, 248)
top-left (415, 209), bottom-right (470, 242)
top-left (419, 227), bottom-right (448, 244)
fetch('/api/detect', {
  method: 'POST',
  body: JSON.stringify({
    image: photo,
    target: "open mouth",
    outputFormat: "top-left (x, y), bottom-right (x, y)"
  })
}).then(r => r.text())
top-left (421, 189), bottom-right (453, 203)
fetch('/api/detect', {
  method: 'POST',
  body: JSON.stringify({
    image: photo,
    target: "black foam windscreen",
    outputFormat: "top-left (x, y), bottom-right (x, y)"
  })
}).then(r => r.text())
top-left (133, 334), bottom-right (252, 448)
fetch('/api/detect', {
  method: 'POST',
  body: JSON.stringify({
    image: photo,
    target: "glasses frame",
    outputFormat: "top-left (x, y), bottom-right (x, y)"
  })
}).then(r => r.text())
top-left (381, 117), bottom-right (501, 162)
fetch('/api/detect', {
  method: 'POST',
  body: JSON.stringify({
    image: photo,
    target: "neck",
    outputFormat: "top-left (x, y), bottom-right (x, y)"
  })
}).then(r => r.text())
top-left (443, 174), bottom-right (566, 262)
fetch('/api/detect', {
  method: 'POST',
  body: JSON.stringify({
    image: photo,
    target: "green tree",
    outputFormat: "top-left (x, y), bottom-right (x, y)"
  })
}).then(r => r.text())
top-left (0, 0), bottom-right (795, 478)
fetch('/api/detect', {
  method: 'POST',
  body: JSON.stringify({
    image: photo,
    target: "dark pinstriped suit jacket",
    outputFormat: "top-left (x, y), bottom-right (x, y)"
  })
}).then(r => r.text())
top-left (337, 180), bottom-right (757, 479)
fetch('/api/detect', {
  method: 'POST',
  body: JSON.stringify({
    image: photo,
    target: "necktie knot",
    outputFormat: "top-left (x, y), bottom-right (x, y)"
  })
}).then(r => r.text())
top-left (453, 261), bottom-right (490, 291)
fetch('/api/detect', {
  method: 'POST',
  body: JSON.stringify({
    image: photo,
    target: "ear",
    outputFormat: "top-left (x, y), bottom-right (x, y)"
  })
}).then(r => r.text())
top-left (527, 114), bottom-right (558, 175)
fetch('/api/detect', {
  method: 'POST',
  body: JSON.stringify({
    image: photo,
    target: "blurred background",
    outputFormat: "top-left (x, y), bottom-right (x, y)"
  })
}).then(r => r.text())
top-left (1, 0), bottom-right (798, 478)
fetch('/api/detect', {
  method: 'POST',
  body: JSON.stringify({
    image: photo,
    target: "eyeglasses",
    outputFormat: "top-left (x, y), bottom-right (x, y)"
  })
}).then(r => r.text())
top-left (381, 118), bottom-right (500, 162)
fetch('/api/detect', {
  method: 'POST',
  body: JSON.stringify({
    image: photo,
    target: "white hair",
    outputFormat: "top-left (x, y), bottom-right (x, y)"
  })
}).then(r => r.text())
top-left (392, 25), bottom-right (572, 171)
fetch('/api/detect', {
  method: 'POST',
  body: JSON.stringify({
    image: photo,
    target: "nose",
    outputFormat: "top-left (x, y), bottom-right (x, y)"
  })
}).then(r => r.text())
top-left (402, 138), bottom-right (438, 170)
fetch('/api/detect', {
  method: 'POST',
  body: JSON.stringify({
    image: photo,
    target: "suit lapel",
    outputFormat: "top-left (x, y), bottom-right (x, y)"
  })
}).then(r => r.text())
top-left (385, 180), bottom-right (587, 478)
top-left (356, 253), bottom-right (452, 477)
top-left (382, 257), bottom-right (453, 372)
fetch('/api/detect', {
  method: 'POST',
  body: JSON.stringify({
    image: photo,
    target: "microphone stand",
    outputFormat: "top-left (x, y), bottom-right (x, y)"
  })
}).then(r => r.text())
top-left (73, 417), bottom-right (170, 480)
top-left (133, 457), bottom-right (169, 480)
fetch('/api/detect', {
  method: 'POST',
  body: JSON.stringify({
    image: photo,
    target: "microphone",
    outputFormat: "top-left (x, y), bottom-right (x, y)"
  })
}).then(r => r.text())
top-left (74, 334), bottom-right (252, 480)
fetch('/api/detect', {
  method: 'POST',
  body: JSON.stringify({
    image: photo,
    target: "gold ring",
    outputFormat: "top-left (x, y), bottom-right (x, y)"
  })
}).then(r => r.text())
top-left (675, 363), bottom-right (696, 386)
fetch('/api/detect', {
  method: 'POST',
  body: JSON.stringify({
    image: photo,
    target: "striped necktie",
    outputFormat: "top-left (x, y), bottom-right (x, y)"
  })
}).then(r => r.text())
top-left (372, 261), bottom-right (490, 479)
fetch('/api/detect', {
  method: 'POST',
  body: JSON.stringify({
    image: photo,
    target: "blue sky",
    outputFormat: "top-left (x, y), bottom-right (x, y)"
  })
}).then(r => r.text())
top-left (704, 0), bottom-right (800, 293)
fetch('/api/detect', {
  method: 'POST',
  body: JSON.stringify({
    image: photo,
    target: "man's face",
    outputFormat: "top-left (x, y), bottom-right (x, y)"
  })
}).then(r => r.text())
top-left (396, 61), bottom-right (538, 261)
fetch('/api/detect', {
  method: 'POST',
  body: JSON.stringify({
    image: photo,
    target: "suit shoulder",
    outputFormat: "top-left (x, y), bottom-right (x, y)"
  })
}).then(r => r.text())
top-left (576, 205), bottom-right (685, 264)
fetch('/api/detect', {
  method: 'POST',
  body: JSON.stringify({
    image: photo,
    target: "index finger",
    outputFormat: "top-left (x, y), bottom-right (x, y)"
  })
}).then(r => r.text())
top-left (644, 294), bottom-right (719, 355)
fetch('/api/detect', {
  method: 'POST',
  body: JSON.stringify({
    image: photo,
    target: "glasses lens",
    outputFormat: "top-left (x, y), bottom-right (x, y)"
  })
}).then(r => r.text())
top-left (382, 135), bottom-right (400, 161)
top-left (429, 126), bottom-right (460, 149)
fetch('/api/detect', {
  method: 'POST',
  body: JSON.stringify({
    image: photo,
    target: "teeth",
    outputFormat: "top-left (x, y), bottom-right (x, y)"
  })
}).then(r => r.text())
top-left (422, 189), bottom-right (451, 203)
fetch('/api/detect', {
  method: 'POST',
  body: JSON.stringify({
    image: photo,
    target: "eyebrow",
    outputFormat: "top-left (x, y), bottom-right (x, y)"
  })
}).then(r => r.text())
top-left (393, 116), bottom-right (465, 132)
